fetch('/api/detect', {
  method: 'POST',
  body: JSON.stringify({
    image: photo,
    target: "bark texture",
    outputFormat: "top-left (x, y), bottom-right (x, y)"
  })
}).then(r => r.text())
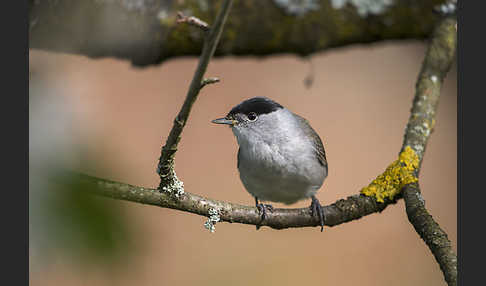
top-left (29, 0), bottom-right (445, 66)
top-left (156, 0), bottom-right (233, 190)
top-left (400, 17), bottom-right (457, 286)
top-left (72, 172), bottom-right (393, 230)
top-left (403, 184), bottom-right (457, 286)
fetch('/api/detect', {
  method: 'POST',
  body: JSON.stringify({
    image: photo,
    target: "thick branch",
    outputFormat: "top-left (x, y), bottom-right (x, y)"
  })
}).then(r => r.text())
top-left (29, 0), bottom-right (445, 67)
top-left (157, 1), bottom-right (232, 189)
top-left (73, 172), bottom-right (393, 230)
top-left (400, 17), bottom-right (457, 286)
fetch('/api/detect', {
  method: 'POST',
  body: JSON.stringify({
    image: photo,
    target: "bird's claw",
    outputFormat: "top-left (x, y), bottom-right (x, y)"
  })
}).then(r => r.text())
top-left (256, 203), bottom-right (274, 220)
top-left (310, 196), bottom-right (325, 232)
top-left (255, 203), bottom-right (273, 230)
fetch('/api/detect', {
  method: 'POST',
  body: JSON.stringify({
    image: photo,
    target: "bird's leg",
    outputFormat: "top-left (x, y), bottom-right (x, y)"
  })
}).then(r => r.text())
top-left (310, 195), bottom-right (325, 232)
top-left (255, 197), bottom-right (274, 230)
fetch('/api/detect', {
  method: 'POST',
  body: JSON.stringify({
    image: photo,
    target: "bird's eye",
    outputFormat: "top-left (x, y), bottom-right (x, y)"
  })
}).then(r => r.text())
top-left (247, 112), bottom-right (258, 121)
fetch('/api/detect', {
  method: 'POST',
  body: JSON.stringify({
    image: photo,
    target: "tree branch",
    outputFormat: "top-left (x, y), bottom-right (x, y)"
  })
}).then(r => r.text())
top-left (156, 0), bottom-right (232, 190)
top-left (403, 183), bottom-right (457, 286)
top-left (29, 0), bottom-right (445, 67)
top-left (200, 77), bottom-right (220, 89)
top-left (399, 17), bottom-right (457, 286)
top-left (175, 11), bottom-right (209, 31)
top-left (44, 2), bottom-right (456, 284)
top-left (72, 172), bottom-right (393, 230)
top-left (45, 3), bottom-right (456, 235)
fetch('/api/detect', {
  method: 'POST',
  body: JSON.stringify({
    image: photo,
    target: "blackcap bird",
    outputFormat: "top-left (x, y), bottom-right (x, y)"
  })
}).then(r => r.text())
top-left (212, 97), bottom-right (328, 231)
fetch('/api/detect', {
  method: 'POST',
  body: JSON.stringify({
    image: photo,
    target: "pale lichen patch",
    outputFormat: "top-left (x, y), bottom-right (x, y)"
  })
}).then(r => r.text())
top-left (414, 145), bottom-right (424, 153)
top-left (416, 191), bottom-right (425, 206)
top-left (161, 171), bottom-right (185, 198)
top-left (331, 0), bottom-right (395, 17)
top-left (273, 0), bottom-right (320, 16)
top-left (435, 0), bottom-right (457, 15)
top-left (412, 125), bottom-right (430, 137)
top-left (204, 207), bottom-right (221, 233)
top-left (361, 146), bottom-right (419, 203)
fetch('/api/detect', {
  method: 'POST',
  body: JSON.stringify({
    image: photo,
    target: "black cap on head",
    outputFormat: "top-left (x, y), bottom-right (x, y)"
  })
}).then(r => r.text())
top-left (227, 97), bottom-right (283, 118)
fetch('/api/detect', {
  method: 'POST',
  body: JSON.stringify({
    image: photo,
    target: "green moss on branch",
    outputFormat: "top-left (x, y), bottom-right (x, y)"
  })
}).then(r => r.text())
top-left (30, 0), bottom-right (446, 66)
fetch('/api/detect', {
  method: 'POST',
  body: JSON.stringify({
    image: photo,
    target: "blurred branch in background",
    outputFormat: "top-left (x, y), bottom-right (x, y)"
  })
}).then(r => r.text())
top-left (29, 0), bottom-right (445, 66)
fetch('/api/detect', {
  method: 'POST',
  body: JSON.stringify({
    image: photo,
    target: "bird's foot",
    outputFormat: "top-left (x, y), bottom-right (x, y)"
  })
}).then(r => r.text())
top-left (310, 195), bottom-right (325, 232)
top-left (255, 199), bottom-right (273, 230)
top-left (256, 203), bottom-right (274, 221)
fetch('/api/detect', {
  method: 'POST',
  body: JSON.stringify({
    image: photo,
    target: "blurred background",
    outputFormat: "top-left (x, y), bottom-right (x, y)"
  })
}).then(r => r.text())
top-left (29, 39), bottom-right (456, 285)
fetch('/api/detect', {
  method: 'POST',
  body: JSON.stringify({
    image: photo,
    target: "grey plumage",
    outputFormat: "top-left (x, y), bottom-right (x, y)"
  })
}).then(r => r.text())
top-left (213, 96), bottom-right (328, 203)
top-left (212, 97), bottom-right (328, 230)
top-left (293, 113), bottom-right (327, 168)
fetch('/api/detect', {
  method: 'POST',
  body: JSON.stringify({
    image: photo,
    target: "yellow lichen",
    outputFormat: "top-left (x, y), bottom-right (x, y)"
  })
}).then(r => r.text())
top-left (361, 146), bottom-right (419, 203)
top-left (429, 118), bottom-right (436, 130)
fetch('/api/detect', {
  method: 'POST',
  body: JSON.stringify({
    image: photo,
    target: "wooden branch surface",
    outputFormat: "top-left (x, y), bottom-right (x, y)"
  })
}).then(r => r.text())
top-left (399, 17), bottom-right (457, 286)
top-left (75, 172), bottom-right (393, 230)
top-left (156, 0), bottom-right (233, 189)
top-left (29, 0), bottom-right (445, 66)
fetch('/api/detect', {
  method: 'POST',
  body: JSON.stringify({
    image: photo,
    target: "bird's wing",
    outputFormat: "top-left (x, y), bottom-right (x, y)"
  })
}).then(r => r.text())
top-left (294, 114), bottom-right (327, 167)
top-left (237, 147), bottom-right (241, 169)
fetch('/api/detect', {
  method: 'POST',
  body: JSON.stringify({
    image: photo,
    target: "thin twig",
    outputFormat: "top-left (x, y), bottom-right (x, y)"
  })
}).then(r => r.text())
top-left (157, 0), bottom-right (233, 190)
top-left (400, 17), bottom-right (457, 286)
top-left (200, 77), bottom-right (220, 89)
top-left (176, 11), bottom-right (210, 31)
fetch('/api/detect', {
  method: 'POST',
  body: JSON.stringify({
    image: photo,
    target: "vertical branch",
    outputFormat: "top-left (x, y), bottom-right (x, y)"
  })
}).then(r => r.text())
top-left (403, 183), bottom-right (457, 286)
top-left (400, 17), bottom-right (457, 286)
top-left (156, 0), bottom-right (234, 191)
top-left (401, 17), bottom-right (457, 168)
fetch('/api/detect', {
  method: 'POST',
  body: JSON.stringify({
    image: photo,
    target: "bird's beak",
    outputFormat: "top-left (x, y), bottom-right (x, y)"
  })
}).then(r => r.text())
top-left (211, 117), bottom-right (236, 126)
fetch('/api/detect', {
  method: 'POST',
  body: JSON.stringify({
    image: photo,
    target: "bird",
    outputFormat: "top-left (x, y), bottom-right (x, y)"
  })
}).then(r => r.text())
top-left (211, 97), bottom-right (328, 231)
